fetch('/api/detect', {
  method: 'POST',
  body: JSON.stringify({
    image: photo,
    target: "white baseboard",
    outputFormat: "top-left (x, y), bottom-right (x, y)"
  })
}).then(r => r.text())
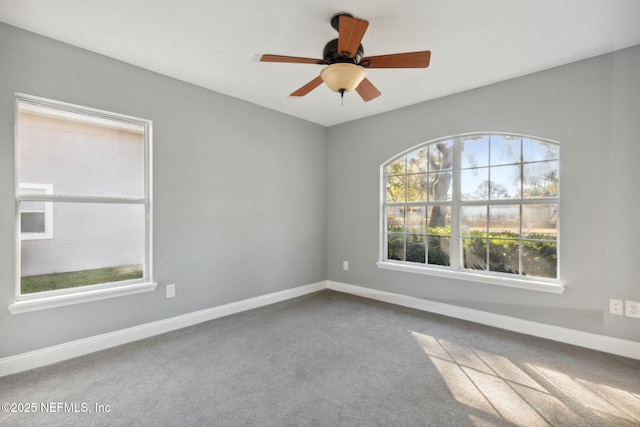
top-left (0, 281), bottom-right (326, 377)
top-left (3, 279), bottom-right (638, 377)
top-left (327, 281), bottom-right (640, 360)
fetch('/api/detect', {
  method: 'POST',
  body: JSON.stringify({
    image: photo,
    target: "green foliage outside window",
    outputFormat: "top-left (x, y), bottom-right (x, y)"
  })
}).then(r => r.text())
top-left (387, 228), bottom-right (556, 278)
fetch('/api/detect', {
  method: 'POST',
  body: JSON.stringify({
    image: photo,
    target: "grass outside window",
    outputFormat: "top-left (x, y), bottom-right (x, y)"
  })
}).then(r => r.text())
top-left (21, 265), bottom-right (143, 294)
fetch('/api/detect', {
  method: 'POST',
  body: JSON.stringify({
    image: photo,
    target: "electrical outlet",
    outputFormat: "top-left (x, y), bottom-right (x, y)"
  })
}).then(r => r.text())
top-left (343, 261), bottom-right (349, 271)
top-left (625, 300), bottom-right (640, 318)
top-left (166, 284), bottom-right (176, 299)
top-left (609, 299), bottom-right (624, 315)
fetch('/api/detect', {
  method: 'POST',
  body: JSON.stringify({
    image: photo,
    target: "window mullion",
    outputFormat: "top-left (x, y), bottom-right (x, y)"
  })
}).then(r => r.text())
top-left (519, 139), bottom-right (524, 276)
top-left (450, 138), bottom-right (462, 269)
top-left (459, 198), bottom-right (558, 207)
top-left (17, 194), bottom-right (147, 204)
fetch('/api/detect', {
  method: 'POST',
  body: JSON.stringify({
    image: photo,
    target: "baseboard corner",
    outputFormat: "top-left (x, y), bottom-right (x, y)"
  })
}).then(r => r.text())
top-left (327, 281), bottom-right (640, 360)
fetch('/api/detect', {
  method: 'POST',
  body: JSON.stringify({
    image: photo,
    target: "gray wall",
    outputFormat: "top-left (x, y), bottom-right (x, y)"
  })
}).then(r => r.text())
top-left (327, 45), bottom-right (640, 342)
top-left (0, 23), bottom-right (327, 357)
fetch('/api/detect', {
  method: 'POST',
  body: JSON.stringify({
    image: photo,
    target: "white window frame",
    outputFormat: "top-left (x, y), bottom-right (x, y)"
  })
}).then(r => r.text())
top-left (10, 94), bottom-right (157, 314)
top-left (19, 183), bottom-right (54, 240)
top-left (377, 132), bottom-right (564, 294)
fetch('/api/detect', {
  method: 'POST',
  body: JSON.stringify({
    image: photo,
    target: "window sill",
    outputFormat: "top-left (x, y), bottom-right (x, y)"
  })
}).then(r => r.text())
top-left (8, 281), bottom-right (158, 314)
top-left (376, 262), bottom-right (565, 294)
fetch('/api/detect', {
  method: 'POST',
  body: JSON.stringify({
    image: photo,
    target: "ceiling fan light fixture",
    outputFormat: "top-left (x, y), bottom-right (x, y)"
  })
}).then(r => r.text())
top-left (320, 63), bottom-right (366, 93)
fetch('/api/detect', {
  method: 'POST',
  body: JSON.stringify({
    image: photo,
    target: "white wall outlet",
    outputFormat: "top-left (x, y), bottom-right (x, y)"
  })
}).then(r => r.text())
top-left (343, 261), bottom-right (349, 271)
top-left (609, 299), bottom-right (624, 315)
top-left (166, 284), bottom-right (176, 299)
top-left (625, 300), bottom-right (640, 318)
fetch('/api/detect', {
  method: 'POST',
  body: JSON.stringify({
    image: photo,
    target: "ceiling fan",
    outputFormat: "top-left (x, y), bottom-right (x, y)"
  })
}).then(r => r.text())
top-left (259, 13), bottom-right (431, 102)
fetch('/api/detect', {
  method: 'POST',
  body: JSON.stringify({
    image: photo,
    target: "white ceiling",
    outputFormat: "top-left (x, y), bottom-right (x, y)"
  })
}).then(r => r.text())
top-left (1, 0), bottom-right (639, 127)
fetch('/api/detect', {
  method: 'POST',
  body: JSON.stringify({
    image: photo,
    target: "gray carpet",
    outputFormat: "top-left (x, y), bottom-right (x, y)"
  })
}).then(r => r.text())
top-left (1, 290), bottom-right (639, 426)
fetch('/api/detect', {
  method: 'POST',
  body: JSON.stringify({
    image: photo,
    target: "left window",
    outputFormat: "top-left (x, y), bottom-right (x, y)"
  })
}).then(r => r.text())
top-left (13, 95), bottom-right (154, 312)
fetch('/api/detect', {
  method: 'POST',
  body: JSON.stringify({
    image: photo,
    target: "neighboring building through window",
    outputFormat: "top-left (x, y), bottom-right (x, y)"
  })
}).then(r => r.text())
top-left (15, 95), bottom-right (152, 298)
top-left (381, 133), bottom-right (559, 283)
top-left (19, 183), bottom-right (53, 240)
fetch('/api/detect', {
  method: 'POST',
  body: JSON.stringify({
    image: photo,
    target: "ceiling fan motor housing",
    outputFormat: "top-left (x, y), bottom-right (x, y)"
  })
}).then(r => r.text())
top-left (323, 39), bottom-right (363, 64)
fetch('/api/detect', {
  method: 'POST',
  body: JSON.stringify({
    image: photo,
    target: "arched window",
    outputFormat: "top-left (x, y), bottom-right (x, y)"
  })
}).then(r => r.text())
top-left (380, 133), bottom-right (560, 290)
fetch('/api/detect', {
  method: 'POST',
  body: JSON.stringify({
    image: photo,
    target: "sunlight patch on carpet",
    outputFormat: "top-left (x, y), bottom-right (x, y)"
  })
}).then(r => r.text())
top-left (411, 330), bottom-right (578, 426)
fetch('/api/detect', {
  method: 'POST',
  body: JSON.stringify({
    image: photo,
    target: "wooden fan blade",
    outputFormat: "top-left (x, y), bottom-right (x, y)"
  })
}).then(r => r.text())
top-left (355, 78), bottom-right (381, 102)
top-left (360, 51), bottom-right (431, 68)
top-left (260, 54), bottom-right (326, 65)
top-left (290, 76), bottom-right (324, 97)
top-left (337, 15), bottom-right (369, 58)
